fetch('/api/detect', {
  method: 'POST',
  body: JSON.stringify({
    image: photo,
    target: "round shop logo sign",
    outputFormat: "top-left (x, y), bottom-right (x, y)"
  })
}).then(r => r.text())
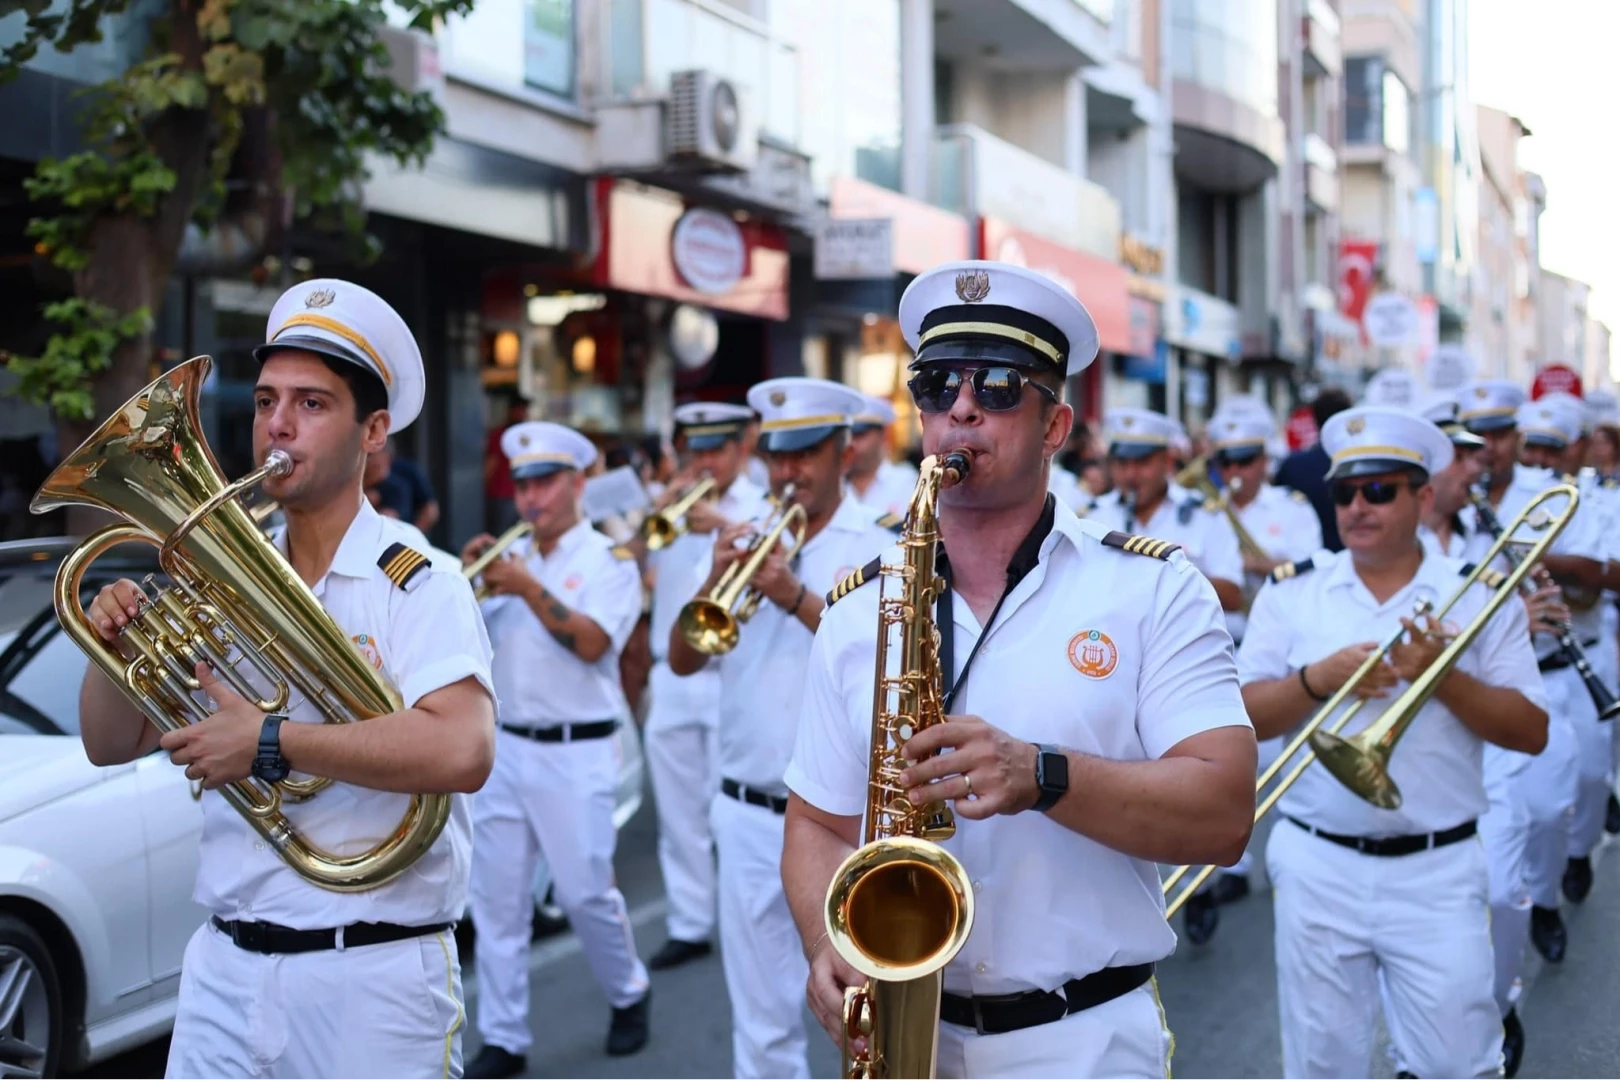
top-left (672, 208), bottom-right (747, 295)
top-left (1067, 629), bottom-right (1118, 679)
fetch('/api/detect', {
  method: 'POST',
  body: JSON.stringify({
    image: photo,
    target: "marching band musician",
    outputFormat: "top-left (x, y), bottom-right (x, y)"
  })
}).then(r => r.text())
top-left (846, 392), bottom-right (921, 518)
top-left (77, 280), bottom-right (498, 1078)
top-left (1460, 381), bottom-right (1607, 966)
top-left (783, 261), bottom-right (1258, 1079)
top-left (461, 421), bottom-right (651, 1078)
top-left (665, 377), bottom-right (898, 1079)
top-left (1238, 405), bottom-right (1549, 1080)
top-left (641, 402), bottom-right (767, 970)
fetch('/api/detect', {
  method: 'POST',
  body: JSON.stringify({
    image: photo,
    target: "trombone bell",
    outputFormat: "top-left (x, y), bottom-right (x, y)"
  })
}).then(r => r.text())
top-left (1308, 729), bottom-right (1403, 810)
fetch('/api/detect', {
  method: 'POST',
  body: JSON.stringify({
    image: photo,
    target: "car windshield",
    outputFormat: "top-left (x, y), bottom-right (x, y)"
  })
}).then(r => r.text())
top-left (0, 572), bottom-right (90, 737)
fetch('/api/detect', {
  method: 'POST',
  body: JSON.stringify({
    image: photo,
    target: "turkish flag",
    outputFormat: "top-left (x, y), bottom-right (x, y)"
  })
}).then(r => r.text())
top-left (1286, 406), bottom-right (1319, 451)
top-left (1338, 240), bottom-right (1379, 324)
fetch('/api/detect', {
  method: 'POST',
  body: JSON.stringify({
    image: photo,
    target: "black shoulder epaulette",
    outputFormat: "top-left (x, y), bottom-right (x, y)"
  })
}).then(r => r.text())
top-left (876, 511), bottom-right (904, 532)
top-left (1101, 531), bottom-right (1182, 561)
top-left (1604, 476), bottom-right (1620, 490)
top-left (611, 544), bottom-right (636, 561)
top-left (1459, 562), bottom-right (1507, 589)
top-left (1270, 558), bottom-right (1315, 583)
top-left (825, 556), bottom-right (882, 606)
top-left (378, 541), bottom-right (432, 592)
top-left (1563, 472), bottom-right (1579, 485)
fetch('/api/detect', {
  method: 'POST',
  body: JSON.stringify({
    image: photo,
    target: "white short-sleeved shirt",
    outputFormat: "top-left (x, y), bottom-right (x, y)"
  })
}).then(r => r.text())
top-left (1227, 484), bottom-right (1324, 642)
top-left (194, 498), bottom-right (496, 930)
top-left (1236, 546), bottom-right (1547, 836)
top-left (1088, 483), bottom-right (1244, 588)
top-left (785, 500), bottom-right (1252, 995)
top-left (849, 460), bottom-right (919, 520)
top-left (481, 518), bottom-right (643, 724)
top-left (1463, 464), bottom-right (1606, 657)
top-left (647, 475), bottom-right (767, 717)
top-left (689, 495), bottom-right (898, 793)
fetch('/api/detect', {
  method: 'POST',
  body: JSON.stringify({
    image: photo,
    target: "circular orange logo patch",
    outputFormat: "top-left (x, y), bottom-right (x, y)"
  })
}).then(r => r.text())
top-left (351, 633), bottom-right (384, 670)
top-left (1068, 630), bottom-right (1118, 679)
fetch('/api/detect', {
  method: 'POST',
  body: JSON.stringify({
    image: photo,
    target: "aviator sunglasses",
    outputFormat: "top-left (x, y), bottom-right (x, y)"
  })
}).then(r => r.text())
top-left (1331, 478), bottom-right (1418, 507)
top-left (908, 366), bottom-right (1058, 414)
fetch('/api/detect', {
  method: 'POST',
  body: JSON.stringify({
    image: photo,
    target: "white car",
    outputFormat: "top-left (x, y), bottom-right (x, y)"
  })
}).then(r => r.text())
top-left (0, 538), bottom-right (643, 1077)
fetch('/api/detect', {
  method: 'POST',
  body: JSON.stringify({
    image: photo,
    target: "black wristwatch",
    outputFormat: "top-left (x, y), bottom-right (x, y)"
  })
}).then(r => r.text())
top-left (1031, 743), bottom-right (1069, 813)
top-left (252, 713), bottom-right (291, 784)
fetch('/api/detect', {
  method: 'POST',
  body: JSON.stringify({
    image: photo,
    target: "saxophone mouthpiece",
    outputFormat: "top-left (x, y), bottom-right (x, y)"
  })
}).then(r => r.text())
top-left (942, 451), bottom-right (972, 486)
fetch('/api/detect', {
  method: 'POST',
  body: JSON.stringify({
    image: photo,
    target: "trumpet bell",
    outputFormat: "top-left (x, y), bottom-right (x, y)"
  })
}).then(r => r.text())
top-left (642, 516), bottom-right (679, 551)
top-left (678, 598), bottom-right (740, 655)
top-left (1308, 729), bottom-right (1402, 810)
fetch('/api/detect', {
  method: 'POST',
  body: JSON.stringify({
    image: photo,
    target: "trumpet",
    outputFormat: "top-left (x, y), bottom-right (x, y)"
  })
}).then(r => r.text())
top-left (1163, 483), bottom-right (1578, 917)
top-left (1471, 481), bottom-right (1620, 720)
top-left (677, 483), bottom-right (807, 655)
top-left (464, 518), bottom-right (535, 602)
top-left (641, 474), bottom-right (717, 550)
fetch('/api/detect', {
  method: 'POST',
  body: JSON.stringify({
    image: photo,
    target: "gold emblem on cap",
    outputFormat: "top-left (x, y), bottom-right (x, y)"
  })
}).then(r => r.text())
top-left (518, 434), bottom-right (530, 447)
top-left (1474, 386), bottom-right (1489, 399)
top-left (955, 270), bottom-right (991, 303)
top-left (304, 288), bottom-right (336, 309)
top-left (1121, 416), bottom-right (1135, 428)
top-left (770, 391), bottom-right (786, 407)
top-left (1347, 417), bottom-right (1366, 435)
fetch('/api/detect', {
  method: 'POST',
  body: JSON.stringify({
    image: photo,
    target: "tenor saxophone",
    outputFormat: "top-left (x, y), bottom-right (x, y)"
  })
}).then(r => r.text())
top-left (822, 451), bottom-right (977, 1079)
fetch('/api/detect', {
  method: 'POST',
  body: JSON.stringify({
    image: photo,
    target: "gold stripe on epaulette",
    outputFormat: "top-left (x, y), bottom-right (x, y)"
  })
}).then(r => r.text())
top-left (384, 549), bottom-right (426, 587)
top-left (1479, 568), bottom-right (1506, 589)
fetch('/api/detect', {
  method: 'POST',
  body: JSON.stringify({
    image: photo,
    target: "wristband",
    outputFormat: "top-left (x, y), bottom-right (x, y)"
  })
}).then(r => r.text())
top-left (1298, 665), bottom-right (1328, 702)
top-left (790, 582), bottom-right (806, 613)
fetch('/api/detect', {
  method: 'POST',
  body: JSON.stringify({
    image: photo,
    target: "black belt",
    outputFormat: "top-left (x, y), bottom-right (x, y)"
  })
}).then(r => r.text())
top-left (939, 963), bottom-right (1155, 1036)
top-left (500, 719), bottom-right (617, 742)
top-left (721, 777), bottom-right (788, 814)
top-left (211, 916), bottom-right (452, 955)
top-left (1286, 816), bottom-right (1477, 856)
top-left (1539, 640), bottom-right (1600, 673)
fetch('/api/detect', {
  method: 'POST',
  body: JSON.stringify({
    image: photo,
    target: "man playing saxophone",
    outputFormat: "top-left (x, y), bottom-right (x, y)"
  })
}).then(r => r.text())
top-left (782, 261), bottom-right (1258, 1079)
top-left (666, 377), bottom-right (897, 1079)
top-left (1238, 405), bottom-right (1548, 1079)
top-left (75, 279), bottom-right (497, 1078)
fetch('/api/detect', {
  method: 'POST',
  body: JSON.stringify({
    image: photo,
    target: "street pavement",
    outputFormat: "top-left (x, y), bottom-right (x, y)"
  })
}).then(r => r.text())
top-left (79, 793), bottom-right (1620, 1078)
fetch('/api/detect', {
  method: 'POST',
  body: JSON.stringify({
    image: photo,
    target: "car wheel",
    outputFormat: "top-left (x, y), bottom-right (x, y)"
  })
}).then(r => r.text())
top-left (0, 914), bottom-right (61, 1080)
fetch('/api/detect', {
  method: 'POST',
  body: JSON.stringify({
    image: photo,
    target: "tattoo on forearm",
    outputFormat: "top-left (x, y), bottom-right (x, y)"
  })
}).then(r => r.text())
top-left (547, 599), bottom-right (572, 623)
top-left (552, 629), bottom-right (577, 652)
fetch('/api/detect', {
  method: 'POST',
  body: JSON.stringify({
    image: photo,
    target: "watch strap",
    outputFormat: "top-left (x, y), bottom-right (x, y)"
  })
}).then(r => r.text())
top-left (254, 713), bottom-right (289, 781)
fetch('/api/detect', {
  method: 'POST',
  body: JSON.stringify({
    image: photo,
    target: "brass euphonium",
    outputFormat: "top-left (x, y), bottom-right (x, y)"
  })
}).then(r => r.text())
top-left (30, 355), bottom-right (451, 892)
top-left (823, 452), bottom-right (976, 1080)
top-left (677, 483), bottom-right (807, 655)
top-left (641, 474), bottom-right (717, 550)
top-left (465, 517), bottom-right (535, 602)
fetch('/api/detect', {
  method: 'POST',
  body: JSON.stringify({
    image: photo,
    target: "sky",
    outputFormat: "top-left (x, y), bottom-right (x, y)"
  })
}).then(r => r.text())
top-left (1471, 0), bottom-right (1620, 328)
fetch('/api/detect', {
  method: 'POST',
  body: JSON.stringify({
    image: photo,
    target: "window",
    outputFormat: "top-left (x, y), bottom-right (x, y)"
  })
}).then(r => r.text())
top-left (1344, 56), bottom-right (1380, 145)
top-left (1381, 69), bottom-right (1409, 154)
top-left (524, 0), bottom-right (576, 97)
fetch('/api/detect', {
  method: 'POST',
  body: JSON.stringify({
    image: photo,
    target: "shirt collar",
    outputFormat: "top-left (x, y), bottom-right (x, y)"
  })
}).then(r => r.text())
top-left (940, 493), bottom-right (1060, 587)
top-left (1323, 541), bottom-right (1451, 599)
top-left (275, 495), bottom-right (387, 581)
top-left (542, 517), bottom-right (595, 559)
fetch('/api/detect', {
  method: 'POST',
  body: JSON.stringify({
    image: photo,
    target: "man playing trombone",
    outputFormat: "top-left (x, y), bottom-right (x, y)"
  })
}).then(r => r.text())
top-left (1239, 405), bottom-right (1550, 1080)
top-left (666, 377), bottom-right (897, 1079)
top-left (641, 401), bottom-right (766, 970)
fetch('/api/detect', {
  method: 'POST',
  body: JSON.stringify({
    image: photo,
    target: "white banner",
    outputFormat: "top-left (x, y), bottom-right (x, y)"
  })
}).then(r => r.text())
top-left (814, 217), bottom-right (893, 280)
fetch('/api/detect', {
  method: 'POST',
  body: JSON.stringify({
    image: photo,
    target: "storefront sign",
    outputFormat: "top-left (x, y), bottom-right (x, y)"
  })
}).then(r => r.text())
top-left (828, 176), bottom-right (970, 276)
top-left (1426, 343), bottom-right (1476, 390)
top-left (814, 218), bottom-right (894, 280)
top-left (1286, 405), bottom-right (1319, 450)
top-left (981, 216), bottom-right (1131, 355)
top-left (671, 208), bottom-right (748, 295)
top-left (1531, 364), bottom-right (1583, 400)
top-left (1163, 285), bottom-right (1241, 361)
top-left (1120, 234), bottom-right (1165, 277)
top-left (594, 179), bottom-right (788, 319)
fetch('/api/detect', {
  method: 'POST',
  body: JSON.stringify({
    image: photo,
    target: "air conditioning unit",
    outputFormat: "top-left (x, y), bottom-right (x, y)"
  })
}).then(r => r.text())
top-left (666, 70), bottom-right (756, 173)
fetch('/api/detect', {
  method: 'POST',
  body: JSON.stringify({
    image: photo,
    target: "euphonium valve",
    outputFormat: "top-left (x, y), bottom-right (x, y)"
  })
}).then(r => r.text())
top-left (824, 451), bottom-right (976, 1079)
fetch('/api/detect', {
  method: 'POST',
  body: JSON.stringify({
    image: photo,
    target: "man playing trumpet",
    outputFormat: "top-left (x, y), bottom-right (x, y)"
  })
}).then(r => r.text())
top-left (1238, 405), bottom-right (1549, 1079)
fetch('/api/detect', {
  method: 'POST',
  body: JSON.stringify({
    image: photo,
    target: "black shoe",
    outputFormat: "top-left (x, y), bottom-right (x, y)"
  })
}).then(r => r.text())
top-left (606, 992), bottom-right (650, 1056)
top-left (1530, 904), bottom-right (1567, 964)
top-left (1210, 873), bottom-right (1251, 906)
top-left (1563, 855), bottom-right (1594, 903)
top-left (466, 1044), bottom-right (527, 1079)
top-left (1606, 792), bottom-right (1620, 835)
top-left (1183, 892), bottom-right (1219, 946)
top-left (648, 938), bottom-right (712, 970)
top-left (531, 900), bottom-right (569, 941)
top-left (1503, 1006), bottom-right (1525, 1078)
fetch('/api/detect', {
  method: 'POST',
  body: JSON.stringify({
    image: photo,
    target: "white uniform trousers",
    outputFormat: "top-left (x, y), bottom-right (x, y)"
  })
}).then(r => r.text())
top-left (937, 981), bottom-right (1174, 1080)
top-left (1519, 670), bottom-right (1582, 906)
top-left (1226, 734), bottom-right (1286, 879)
top-left (1479, 790), bottom-right (1532, 1017)
top-left (468, 729), bottom-right (649, 1055)
top-left (711, 791), bottom-right (810, 1079)
top-left (166, 920), bottom-right (466, 1079)
top-left (1266, 820), bottom-right (1501, 1080)
top-left (1569, 639), bottom-right (1617, 858)
top-left (644, 662), bottom-right (719, 942)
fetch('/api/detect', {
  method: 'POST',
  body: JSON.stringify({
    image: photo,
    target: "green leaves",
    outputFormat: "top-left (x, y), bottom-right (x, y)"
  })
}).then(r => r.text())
top-left (4, 300), bottom-right (153, 420)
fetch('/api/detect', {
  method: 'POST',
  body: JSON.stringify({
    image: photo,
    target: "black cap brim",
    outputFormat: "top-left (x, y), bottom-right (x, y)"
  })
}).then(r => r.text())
top-left (1463, 414), bottom-right (1517, 434)
top-left (850, 422), bottom-right (884, 435)
top-left (1325, 458), bottom-right (1430, 482)
top-left (1215, 448), bottom-right (1265, 465)
top-left (681, 432), bottom-right (738, 451)
top-left (760, 425), bottom-right (842, 453)
top-left (1108, 442), bottom-right (1168, 461)
top-left (511, 461), bottom-right (575, 481)
top-left (253, 334), bottom-right (375, 376)
top-left (1521, 433), bottom-right (1568, 450)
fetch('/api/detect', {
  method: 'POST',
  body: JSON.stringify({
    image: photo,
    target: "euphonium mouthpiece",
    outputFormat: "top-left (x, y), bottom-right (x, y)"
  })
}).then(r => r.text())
top-left (265, 450), bottom-right (294, 477)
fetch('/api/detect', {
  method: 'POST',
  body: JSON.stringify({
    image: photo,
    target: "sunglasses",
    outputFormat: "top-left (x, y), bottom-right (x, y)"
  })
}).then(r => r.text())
top-left (908, 366), bottom-right (1057, 414)
top-left (1331, 479), bottom-right (1416, 507)
top-left (1216, 450), bottom-right (1263, 467)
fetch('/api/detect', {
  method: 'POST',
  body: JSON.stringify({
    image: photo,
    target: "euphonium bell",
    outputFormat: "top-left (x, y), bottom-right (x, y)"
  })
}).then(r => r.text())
top-left (31, 355), bottom-right (452, 892)
top-left (677, 484), bottom-right (806, 655)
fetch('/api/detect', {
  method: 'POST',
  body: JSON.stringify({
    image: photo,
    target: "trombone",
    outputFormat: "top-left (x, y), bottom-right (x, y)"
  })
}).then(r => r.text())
top-left (1163, 482), bottom-right (1578, 918)
top-left (464, 518), bottom-right (535, 602)
top-left (641, 474), bottom-right (717, 551)
top-left (677, 484), bottom-right (807, 655)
